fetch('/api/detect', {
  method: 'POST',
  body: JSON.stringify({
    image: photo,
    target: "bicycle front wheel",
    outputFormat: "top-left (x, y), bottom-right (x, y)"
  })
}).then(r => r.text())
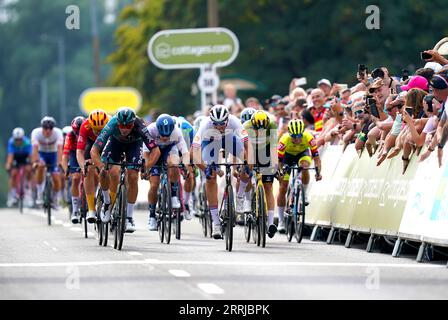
top-left (45, 180), bottom-right (52, 226)
top-left (258, 185), bottom-right (267, 248)
top-left (164, 182), bottom-right (172, 244)
top-left (224, 185), bottom-right (235, 252)
top-left (294, 183), bottom-right (306, 243)
top-left (96, 189), bottom-right (103, 246)
top-left (117, 186), bottom-right (127, 250)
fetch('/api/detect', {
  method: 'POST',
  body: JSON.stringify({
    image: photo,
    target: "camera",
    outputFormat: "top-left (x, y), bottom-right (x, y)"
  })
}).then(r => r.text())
top-left (424, 94), bottom-right (434, 113)
top-left (420, 52), bottom-right (432, 61)
top-left (401, 69), bottom-right (409, 81)
top-left (371, 68), bottom-right (385, 79)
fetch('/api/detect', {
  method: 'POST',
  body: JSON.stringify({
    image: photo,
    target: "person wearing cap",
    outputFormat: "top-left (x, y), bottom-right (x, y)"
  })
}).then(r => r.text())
top-left (317, 79), bottom-right (332, 97)
top-left (400, 75), bottom-right (429, 92)
top-left (425, 72), bottom-right (448, 167)
top-left (368, 77), bottom-right (391, 121)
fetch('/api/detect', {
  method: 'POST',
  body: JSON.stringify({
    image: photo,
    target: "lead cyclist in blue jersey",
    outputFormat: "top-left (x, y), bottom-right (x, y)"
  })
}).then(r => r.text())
top-left (90, 107), bottom-right (160, 232)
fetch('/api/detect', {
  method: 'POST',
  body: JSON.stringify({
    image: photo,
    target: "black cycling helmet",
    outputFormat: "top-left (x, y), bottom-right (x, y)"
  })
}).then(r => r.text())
top-left (41, 116), bottom-right (56, 129)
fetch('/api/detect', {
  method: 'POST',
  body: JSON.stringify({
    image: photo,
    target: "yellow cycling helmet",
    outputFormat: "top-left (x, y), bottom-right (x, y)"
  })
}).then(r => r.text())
top-left (88, 109), bottom-right (110, 131)
top-left (251, 110), bottom-right (270, 129)
top-left (288, 119), bottom-right (305, 137)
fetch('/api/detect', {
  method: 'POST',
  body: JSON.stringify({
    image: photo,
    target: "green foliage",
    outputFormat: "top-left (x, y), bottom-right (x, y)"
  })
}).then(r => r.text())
top-left (109, 0), bottom-right (448, 115)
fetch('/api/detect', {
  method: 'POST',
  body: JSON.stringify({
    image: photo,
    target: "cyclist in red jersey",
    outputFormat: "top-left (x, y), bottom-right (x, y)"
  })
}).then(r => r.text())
top-left (76, 109), bottom-right (110, 223)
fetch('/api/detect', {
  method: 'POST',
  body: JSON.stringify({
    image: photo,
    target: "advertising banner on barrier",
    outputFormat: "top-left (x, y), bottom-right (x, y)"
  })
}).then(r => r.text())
top-left (307, 145), bottom-right (343, 226)
top-left (399, 150), bottom-right (448, 245)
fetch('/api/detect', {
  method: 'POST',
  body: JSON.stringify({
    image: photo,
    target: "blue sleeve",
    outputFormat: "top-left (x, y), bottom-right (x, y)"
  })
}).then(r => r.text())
top-left (24, 137), bottom-right (32, 155)
top-left (7, 138), bottom-right (14, 154)
top-left (94, 117), bottom-right (116, 151)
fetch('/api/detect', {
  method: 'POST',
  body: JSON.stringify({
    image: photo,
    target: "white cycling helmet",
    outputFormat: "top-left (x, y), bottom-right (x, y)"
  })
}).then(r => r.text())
top-left (12, 127), bottom-right (25, 139)
top-left (62, 126), bottom-right (72, 135)
top-left (209, 104), bottom-right (229, 123)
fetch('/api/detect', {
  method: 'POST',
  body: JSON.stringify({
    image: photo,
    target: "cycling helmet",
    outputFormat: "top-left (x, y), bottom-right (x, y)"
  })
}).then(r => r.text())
top-left (12, 127), bottom-right (25, 139)
top-left (209, 104), bottom-right (229, 124)
top-left (41, 116), bottom-right (56, 129)
top-left (71, 116), bottom-right (85, 135)
top-left (88, 109), bottom-right (109, 131)
top-left (240, 107), bottom-right (256, 123)
top-left (116, 107), bottom-right (136, 125)
top-left (156, 114), bottom-right (175, 137)
top-left (62, 126), bottom-right (72, 135)
top-left (288, 119), bottom-right (305, 137)
top-left (251, 110), bottom-right (270, 129)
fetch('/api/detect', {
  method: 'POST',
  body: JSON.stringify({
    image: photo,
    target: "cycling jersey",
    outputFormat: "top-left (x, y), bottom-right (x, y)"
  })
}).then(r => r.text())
top-left (174, 116), bottom-right (194, 149)
top-left (8, 136), bottom-right (32, 156)
top-left (143, 123), bottom-right (188, 155)
top-left (242, 115), bottom-right (277, 147)
top-left (278, 131), bottom-right (319, 161)
top-left (77, 119), bottom-right (99, 151)
top-left (31, 127), bottom-right (64, 153)
top-left (93, 116), bottom-right (156, 152)
top-left (191, 114), bottom-right (248, 149)
top-left (63, 131), bottom-right (77, 156)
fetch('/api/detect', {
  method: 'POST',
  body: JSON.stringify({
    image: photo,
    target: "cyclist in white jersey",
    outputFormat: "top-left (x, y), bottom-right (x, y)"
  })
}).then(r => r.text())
top-left (31, 116), bottom-right (64, 208)
top-left (192, 105), bottom-right (250, 239)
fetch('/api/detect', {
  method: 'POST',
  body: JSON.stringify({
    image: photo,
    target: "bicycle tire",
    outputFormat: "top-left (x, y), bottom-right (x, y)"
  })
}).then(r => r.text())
top-left (285, 183), bottom-right (294, 242)
top-left (81, 190), bottom-right (88, 239)
top-left (258, 184), bottom-right (267, 248)
top-left (199, 190), bottom-right (207, 237)
top-left (113, 193), bottom-right (119, 249)
top-left (225, 185), bottom-right (234, 252)
top-left (96, 189), bottom-right (103, 246)
top-left (45, 179), bottom-right (52, 226)
top-left (244, 213), bottom-right (251, 243)
top-left (102, 222), bottom-right (109, 247)
top-left (164, 182), bottom-right (172, 244)
top-left (117, 185), bottom-right (127, 250)
top-left (294, 183), bottom-right (306, 243)
top-left (175, 209), bottom-right (181, 240)
top-left (158, 188), bottom-right (165, 243)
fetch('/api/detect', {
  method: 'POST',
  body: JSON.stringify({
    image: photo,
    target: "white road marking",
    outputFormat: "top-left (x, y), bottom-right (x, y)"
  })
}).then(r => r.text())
top-left (0, 260), bottom-right (444, 269)
top-left (127, 252), bottom-right (142, 256)
top-left (43, 241), bottom-right (50, 246)
top-left (51, 247), bottom-right (58, 252)
top-left (197, 283), bottom-right (224, 294)
top-left (169, 269), bottom-right (191, 277)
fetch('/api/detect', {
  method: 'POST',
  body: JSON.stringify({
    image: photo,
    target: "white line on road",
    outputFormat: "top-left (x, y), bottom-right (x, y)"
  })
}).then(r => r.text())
top-left (169, 269), bottom-right (191, 277)
top-left (127, 252), bottom-right (142, 256)
top-left (0, 260), bottom-right (445, 269)
top-left (197, 283), bottom-right (224, 294)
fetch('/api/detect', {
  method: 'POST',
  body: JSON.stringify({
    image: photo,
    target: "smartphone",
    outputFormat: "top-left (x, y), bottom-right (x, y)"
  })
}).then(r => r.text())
top-left (401, 69), bottom-right (409, 81)
top-left (369, 103), bottom-right (381, 118)
top-left (421, 52), bottom-right (432, 60)
top-left (295, 77), bottom-right (307, 87)
top-left (405, 107), bottom-right (413, 116)
top-left (424, 94), bottom-right (434, 113)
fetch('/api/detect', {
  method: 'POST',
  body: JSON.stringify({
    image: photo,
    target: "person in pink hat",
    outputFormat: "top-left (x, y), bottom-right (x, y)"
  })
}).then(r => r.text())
top-left (401, 75), bottom-right (429, 92)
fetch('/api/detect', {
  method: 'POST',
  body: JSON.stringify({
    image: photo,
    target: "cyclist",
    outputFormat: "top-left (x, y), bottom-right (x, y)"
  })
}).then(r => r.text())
top-left (242, 110), bottom-right (279, 238)
top-left (276, 119), bottom-right (322, 233)
top-left (192, 104), bottom-right (249, 239)
top-left (31, 117), bottom-right (64, 209)
top-left (240, 107), bottom-right (256, 124)
top-left (193, 115), bottom-right (207, 133)
top-left (91, 107), bottom-right (160, 232)
top-left (144, 114), bottom-right (191, 231)
top-left (6, 128), bottom-right (33, 207)
top-left (61, 116), bottom-right (85, 223)
top-left (76, 109), bottom-right (110, 224)
top-left (173, 115), bottom-right (196, 219)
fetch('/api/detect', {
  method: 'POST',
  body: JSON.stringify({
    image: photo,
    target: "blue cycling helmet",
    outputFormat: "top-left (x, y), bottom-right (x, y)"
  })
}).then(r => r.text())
top-left (116, 107), bottom-right (136, 125)
top-left (156, 114), bottom-right (175, 137)
top-left (240, 107), bottom-right (256, 123)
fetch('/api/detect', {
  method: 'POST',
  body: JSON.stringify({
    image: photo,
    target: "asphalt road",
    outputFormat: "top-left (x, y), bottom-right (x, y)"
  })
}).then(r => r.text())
top-left (0, 207), bottom-right (447, 300)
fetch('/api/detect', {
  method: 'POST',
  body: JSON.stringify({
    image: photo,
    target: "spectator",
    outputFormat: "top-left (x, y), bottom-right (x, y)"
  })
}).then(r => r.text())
top-left (317, 79), bottom-right (332, 97)
top-left (310, 88), bottom-right (327, 133)
top-left (400, 75), bottom-right (429, 92)
top-left (415, 68), bottom-right (435, 82)
top-left (223, 83), bottom-right (243, 109)
top-left (245, 97), bottom-right (262, 110)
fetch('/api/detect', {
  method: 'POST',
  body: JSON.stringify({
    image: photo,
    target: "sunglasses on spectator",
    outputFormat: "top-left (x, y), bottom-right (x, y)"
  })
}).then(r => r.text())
top-left (118, 123), bottom-right (134, 129)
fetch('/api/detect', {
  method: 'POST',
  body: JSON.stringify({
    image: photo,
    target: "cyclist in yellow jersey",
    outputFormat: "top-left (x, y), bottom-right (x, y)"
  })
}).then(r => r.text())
top-left (276, 119), bottom-right (322, 233)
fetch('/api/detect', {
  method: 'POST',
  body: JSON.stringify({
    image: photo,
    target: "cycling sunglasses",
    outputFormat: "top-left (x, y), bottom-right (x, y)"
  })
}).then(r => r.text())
top-left (289, 133), bottom-right (303, 139)
top-left (118, 123), bottom-right (134, 129)
top-left (212, 120), bottom-right (228, 127)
